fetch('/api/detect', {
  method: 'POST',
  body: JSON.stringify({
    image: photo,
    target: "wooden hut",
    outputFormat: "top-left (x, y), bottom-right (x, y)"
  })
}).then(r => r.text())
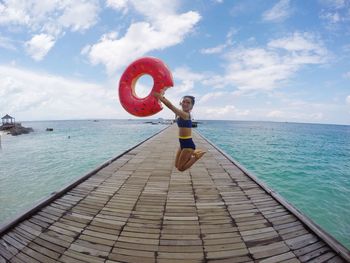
top-left (1, 114), bottom-right (15, 128)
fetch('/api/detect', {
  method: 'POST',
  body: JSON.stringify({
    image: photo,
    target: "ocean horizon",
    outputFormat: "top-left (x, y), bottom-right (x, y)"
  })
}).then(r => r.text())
top-left (0, 119), bottom-right (349, 250)
top-left (4, 117), bottom-right (350, 126)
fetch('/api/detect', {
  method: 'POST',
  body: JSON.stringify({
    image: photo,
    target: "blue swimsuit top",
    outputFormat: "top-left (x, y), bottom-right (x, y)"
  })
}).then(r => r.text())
top-left (177, 116), bottom-right (192, 128)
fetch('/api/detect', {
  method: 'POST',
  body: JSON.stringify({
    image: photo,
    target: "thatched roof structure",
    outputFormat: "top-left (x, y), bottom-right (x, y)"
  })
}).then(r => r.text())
top-left (1, 114), bottom-right (15, 125)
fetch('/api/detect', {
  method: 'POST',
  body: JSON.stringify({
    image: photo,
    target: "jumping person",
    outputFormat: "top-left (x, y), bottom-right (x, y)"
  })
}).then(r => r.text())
top-left (153, 90), bottom-right (205, 172)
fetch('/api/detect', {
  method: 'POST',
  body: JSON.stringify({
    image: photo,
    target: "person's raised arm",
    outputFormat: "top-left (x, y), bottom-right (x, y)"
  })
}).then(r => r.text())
top-left (153, 91), bottom-right (189, 119)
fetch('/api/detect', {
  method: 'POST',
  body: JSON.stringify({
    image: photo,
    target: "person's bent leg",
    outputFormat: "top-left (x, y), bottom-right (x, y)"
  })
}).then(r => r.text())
top-left (177, 149), bottom-right (194, 172)
top-left (175, 148), bottom-right (181, 169)
top-left (193, 149), bottom-right (206, 159)
top-left (180, 150), bottom-right (205, 171)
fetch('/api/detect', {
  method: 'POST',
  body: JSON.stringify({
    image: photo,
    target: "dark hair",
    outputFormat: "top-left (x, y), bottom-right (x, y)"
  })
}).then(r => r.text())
top-left (182, 95), bottom-right (195, 106)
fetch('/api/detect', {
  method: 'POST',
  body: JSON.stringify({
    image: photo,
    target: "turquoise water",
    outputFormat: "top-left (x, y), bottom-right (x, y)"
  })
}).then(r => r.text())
top-left (0, 120), bottom-right (164, 224)
top-left (1, 120), bottom-right (349, 250)
top-left (198, 121), bottom-right (350, 249)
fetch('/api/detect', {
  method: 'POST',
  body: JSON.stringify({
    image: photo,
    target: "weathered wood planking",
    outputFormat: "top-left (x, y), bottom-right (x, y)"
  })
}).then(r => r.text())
top-left (0, 124), bottom-right (348, 263)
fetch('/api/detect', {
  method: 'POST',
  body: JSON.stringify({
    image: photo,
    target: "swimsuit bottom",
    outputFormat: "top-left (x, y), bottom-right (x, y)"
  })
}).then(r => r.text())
top-left (179, 137), bottom-right (196, 150)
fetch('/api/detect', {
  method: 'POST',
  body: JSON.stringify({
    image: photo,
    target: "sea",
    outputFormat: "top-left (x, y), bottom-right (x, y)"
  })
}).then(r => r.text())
top-left (0, 119), bottom-right (349, 250)
top-left (0, 120), bottom-right (164, 224)
top-left (198, 120), bottom-right (350, 250)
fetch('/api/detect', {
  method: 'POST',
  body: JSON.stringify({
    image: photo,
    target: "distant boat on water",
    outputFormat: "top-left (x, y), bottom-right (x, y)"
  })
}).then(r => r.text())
top-left (145, 118), bottom-right (174, 125)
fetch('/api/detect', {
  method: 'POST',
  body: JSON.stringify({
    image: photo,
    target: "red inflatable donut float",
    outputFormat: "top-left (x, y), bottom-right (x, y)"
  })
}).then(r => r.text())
top-left (119, 57), bottom-right (174, 117)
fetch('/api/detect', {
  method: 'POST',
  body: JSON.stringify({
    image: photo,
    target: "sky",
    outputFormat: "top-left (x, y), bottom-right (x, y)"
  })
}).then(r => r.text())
top-left (0, 0), bottom-right (349, 124)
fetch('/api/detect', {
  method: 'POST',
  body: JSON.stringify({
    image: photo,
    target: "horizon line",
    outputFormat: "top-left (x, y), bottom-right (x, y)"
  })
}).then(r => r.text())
top-left (16, 118), bottom-right (350, 127)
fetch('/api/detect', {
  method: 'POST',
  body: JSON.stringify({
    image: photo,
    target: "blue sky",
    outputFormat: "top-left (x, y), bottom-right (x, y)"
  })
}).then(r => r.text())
top-left (0, 0), bottom-right (349, 124)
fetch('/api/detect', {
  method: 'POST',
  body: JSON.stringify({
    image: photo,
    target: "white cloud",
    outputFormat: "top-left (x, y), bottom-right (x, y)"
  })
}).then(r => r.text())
top-left (320, 12), bottom-right (342, 24)
top-left (201, 44), bottom-right (227, 54)
top-left (210, 105), bottom-right (236, 115)
top-left (174, 67), bottom-right (204, 82)
top-left (346, 95), bottom-right (350, 105)
top-left (107, 0), bottom-right (129, 12)
top-left (267, 110), bottom-right (284, 118)
top-left (224, 47), bottom-right (295, 91)
top-left (201, 28), bottom-right (236, 55)
top-left (310, 112), bottom-right (324, 120)
top-left (0, 0), bottom-right (100, 60)
top-left (0, 0), bottom-right (99, 33)
top-left (87, 1), bottom-right (200, 75)
top-left (222, 32), bottom-right (329, 91)
top-left (166, 67), bottom-right (205, 96)
top-left (266, 109), bottom-right (324, 122)
top-left (268, 32), bottom-right (325, 53)
top-left (189, 93), bottom-right (345, 123)
top-left (202, 75), bottom-right (228, 89)
top-left (198, 105), bottom-right (249, 119)
top-left (258, 92), bottom-right (348, 123)
top-left (58, 1), bottom-right (100, 32)
top-left (319, 0), bottom-right (346, 9)
top-left (107, 0), bottom-right (180, 21)
top-left (198, 92), bottom-right (226, 104)
top-left (283, 111), bottom-right (324, 122)
top-left (0, 65), bottom-right (122, 121)
top-left (0, 1), bottom-right (30, 26)
top-left (25, 34), bottom-right (55, 61)
top-left (81, 45), bottom-right (91, 56)
top-left (268, 32), bottom-right (328, 64)
top-left (319, 0), bottom-right (349, 31)
top-left (343, 72), bottom-right (350, 79)
top-left (263, 0), bottom-right (291, 22)
top-left (0, 35), bottom-right (17, 50)
top-left (229, 2), bottom-right (255, 17)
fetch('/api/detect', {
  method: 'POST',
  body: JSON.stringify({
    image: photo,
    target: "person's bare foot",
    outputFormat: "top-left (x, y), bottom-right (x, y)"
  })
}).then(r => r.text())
top-left (193, 150), bottom-right (206, 160)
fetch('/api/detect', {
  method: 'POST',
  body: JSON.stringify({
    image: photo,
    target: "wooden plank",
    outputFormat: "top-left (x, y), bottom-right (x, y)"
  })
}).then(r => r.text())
top-left (158, 246), bottom-right (203, 253)
top-left (21, 246), bottom-right (57, 263)
top-left (0, 242), bottom-right (16, 260)
top-left (111, 247), bottom-right (155, 258)
top-left (204, 242), bottom-right (246, 252)
top-left (206, 248), bottom-right (249, 259)
top-left (27, 241), bottom-right (61, 260)
top-left (285, 234), bottom-right (319, 250)
top-left (306, 251), bottom-right (337, 263)
top-left (2, 234), bottom-right (26, 251)
top-left (258, 252), bottom-right (297, 263)
top-left (294, 241), bottom-right (325, 256)
top-left (14, 252), bottom-right (40, 263)
top-left (157, 251), bottom-right (204, 260)
top-left (298, 246), bottom-right (331, 262)
top-left (248, 241), bottom-right (290, 259)
top-left (327, 256), bottom-right (346, 263)
top-left (115, 241), bottom-right (158, 252)
top-left (0, 255), bottom-right (7, 263)
top-left (108, 253), bottom-right (155, 263)
top-left (32, 236), bottom-right (66, 254)
top-left (37, 231), bottom-right (72, 248)
top-left (60, 249), bottom-right (105, 263)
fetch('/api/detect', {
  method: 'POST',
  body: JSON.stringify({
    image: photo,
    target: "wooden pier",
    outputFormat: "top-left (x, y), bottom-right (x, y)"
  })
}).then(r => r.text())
top-left (0, 125), bottom-right (349, 263)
